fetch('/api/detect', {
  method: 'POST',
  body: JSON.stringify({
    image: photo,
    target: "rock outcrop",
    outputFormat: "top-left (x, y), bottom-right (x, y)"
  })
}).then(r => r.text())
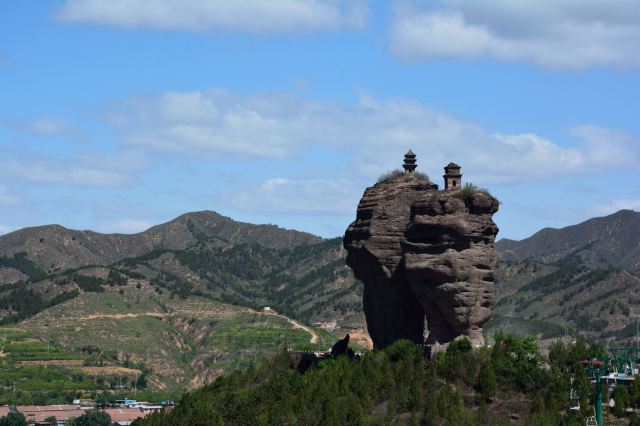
top-left (343, 160), bottom-right (499, 348)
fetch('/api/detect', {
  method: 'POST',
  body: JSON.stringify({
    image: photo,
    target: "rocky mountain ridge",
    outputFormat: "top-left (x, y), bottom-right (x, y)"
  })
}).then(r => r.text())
top-left (496, 209), bottom-right (640, 272)
top-left (0, 211), bottom-right (321, 271)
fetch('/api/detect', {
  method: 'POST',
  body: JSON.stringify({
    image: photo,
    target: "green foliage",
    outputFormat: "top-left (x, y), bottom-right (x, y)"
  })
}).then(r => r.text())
top-left (136, 367), bottom-right (151, 390)
top-left (136, 334), bottom-right (591, 426)
top-left (478, 362), bottom-right (497, 398)
top-left (0, 329), bottom-right (159, 406)
top-left (457, 182), bottom-right (479, 199)
top-left (0, 412), bottom-right (26, 426)
top-left (67, 410), bottom-right (111, 426)
top-left (611, 384), bottom-right (629, 416)
top-left (630, 376), bottom-right (640, 408)
top-left (387, 339), bottom-right (420, 362)
top-left (73, 274), bottom-right (106, 293)
top-left (443, 338), bottom-right (472, 379)
top-left (491, 331), bottom-right (541, 390)
top-left (106, 269), bottom-right (128, 286)
top-left (0, 289), bottom-right (79, 325)
top-left (0, 252), bottom-right (46, 281)
top-left (376, 169), bottom-right (429, 184)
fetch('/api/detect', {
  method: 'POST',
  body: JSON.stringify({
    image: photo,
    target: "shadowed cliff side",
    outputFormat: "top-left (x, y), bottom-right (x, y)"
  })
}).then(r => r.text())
top-left (404, 190), bottom-right (499, 346)
top-left (344, 152), bottom-right (499, 348)
top-left (343, 172), bottom-right (438, 348)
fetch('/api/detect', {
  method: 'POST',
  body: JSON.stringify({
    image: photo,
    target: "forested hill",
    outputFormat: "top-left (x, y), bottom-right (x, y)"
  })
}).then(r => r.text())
top-left (488, 209), bottom-right (640, 346)
top-left (496, 209), bottom-right (640, 272)
top-left (1, 208), bottom-right (640, 394)
top-left (0, 225), bottom-right (362, 393)
top-left (0, 210), bottom-right (321, 271)
top-left (137, 336), bottom-right (628, 425)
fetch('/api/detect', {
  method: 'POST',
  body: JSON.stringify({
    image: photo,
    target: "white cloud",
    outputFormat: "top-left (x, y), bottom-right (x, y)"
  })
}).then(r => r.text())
top-left (107, 89), bottom-right (640, 185)
top-left (593, 199), bottom-right (640, 215)
top-left (390, 0), bottom-right (640, 69)
top-left (1, 150), bottom-right (148, 187)
top-left (0, 186), bottom-right (18, 205)
top-left (56, 0), bottom-right (367, 33)
top-left (111, 90), bottom-right (316, 158)
top-left (93, 219), bottom-right (154, 234)
top-left (7, 116), bottom-right (88, 141)
top-left (230, 177), bottom-right (358, 214)
top-left (22, 117), bottom-right (69, 135)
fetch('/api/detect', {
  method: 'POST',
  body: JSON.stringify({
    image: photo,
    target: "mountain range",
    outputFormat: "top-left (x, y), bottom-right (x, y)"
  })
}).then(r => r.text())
top-left (0, 208), bottom-right (639, 392)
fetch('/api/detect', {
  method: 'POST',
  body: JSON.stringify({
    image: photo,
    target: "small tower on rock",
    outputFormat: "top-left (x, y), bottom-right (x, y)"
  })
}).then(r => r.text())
top-left (443, 162), bottom-right (462, 190)
top-left (403, 150), bottom-right (417, 173)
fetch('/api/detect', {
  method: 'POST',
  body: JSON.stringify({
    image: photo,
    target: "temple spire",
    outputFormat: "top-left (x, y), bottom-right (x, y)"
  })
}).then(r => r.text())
top-left (403, 149), bottom-right (417, 173)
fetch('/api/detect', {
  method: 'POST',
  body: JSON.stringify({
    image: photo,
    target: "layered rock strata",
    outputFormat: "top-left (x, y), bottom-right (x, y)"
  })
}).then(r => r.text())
top-left (344, 172), bottom-right (499, 348)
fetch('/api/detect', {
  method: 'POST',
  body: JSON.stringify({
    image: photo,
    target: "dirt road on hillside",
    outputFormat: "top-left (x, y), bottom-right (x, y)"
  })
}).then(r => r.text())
top-left (261, 311), bottom-right (319, 344)
top-left (77, 310), bottom-right (320, 344)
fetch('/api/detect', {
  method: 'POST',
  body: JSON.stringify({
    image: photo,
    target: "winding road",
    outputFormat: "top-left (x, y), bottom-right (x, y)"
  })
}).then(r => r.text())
top-left (261, 311), bottom-right (320, 344)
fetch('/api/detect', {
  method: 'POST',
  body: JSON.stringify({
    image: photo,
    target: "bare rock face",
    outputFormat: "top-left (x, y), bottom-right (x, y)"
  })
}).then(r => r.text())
top-left (344, 170), bottom-right (499, 348)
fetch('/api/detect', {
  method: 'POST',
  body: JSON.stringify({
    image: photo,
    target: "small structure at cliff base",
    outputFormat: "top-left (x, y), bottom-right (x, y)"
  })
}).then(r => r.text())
top-left (343, 150), bottom-right (499, 349)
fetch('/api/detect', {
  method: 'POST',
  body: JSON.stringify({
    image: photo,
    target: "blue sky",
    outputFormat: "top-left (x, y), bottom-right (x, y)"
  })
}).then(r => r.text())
top-left (1, 1), bottom-right (639, 241)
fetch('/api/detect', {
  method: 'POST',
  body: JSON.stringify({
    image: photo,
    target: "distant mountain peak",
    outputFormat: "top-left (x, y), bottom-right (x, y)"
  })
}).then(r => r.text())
top-left (496, 209), bottom-right (640, 272)
top-left (0, 211), bottom-right (321, 270)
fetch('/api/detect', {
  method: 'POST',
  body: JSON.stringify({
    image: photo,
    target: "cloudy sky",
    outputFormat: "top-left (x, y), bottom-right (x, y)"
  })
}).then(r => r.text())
top-left (1, 1), bottom-right (639, 240)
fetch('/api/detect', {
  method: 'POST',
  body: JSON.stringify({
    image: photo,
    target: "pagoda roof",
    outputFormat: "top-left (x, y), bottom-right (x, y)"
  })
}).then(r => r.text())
top-left (445, 162), bottom-right (460, 168)
top-left (405, 149), bottom-right (415, 156)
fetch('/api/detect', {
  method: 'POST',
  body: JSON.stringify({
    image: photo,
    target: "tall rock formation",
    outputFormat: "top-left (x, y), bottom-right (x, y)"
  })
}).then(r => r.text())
top-left (343, 153), bottom-right (499, 348)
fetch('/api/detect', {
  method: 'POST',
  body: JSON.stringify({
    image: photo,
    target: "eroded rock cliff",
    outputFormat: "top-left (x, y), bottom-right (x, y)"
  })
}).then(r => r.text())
top-left (344, 162), bottom-right (499, 348)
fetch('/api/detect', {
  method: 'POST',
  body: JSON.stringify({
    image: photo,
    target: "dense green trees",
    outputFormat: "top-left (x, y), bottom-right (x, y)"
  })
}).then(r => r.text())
top-left (67, 411), bottom-right (111, 426)
top-left (0, 252), bottom-right (46, 281)
top-left (478, 361), bottom-right (497, 399)
top-left (0, 412), bottom-right (26, 426)
top-left (72, 274), bottom-right (105, 293)
top-left (136, 334), bottom-right (605, 426)
top-left (0, 288), bottom-right (79, 325)
top-left (612, 385), bottom-right (630, 416)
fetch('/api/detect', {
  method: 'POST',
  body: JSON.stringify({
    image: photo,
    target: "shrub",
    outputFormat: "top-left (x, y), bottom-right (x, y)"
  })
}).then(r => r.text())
top-left (491, 331), bottom-right (542, 390)
top-left (386, 339), bottom-right (420, 362)
top-left (457, 182), bottom-right (479, 199)
top-left (377, 169), bottom-right (404, 183)
top-left (67, 411), bottom-right (111, 426)
top-left (73, 274), bottom-right (105, 293)
top-left (0, 412), bottom-right (27, 426)
top-left (479, 362), bottom-right (497, 399)
top-left (443, 338), bottom-right (472, 379)
top-left (377, 169), bottom-right (429, 184)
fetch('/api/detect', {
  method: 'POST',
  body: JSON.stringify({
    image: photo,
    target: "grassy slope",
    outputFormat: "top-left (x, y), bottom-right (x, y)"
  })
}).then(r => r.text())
top-left (487, 259), bottom-right (640, 347)
top-left (17, 289), bottom-right (323, 394)
top-left (0, 235), bottom-right (365, 399)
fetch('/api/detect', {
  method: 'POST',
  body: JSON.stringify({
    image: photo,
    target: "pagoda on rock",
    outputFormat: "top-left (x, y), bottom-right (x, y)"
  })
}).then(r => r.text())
top-left (403, 149), bottom-right (417, 173)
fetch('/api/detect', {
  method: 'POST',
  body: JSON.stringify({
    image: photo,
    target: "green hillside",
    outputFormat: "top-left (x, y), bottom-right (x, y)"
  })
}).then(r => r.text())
top-left (136, 335), bottom-right (632, 426)
top-left (488, 211), bottom-right (640, 347)
top-left (1, 209), bottom-right (639, 404)
top-left (0, 230), bottom-right (363, 399)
